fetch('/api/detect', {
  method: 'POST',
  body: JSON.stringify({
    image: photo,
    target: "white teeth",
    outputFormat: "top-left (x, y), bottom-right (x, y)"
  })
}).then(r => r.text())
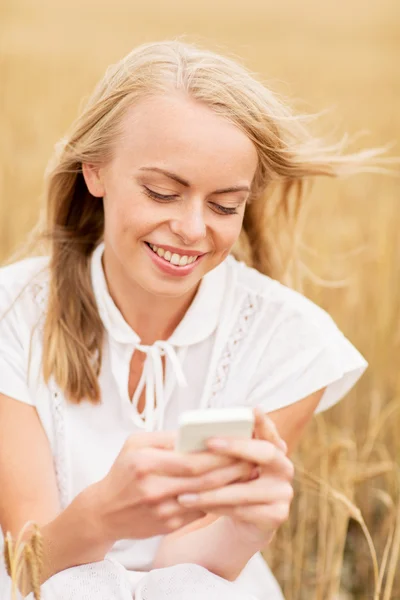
top-left (170, 253), bottom-right (180, 265)
top-left (148, 243), bottom-right (199, 266)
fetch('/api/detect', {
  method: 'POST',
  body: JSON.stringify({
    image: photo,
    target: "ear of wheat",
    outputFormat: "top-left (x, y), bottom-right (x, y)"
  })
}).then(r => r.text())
top-left (3, 522), bottom-right (43, 600)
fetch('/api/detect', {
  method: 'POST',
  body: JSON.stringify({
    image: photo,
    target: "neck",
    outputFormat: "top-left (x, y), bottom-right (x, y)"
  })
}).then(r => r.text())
top-left (102, 255), bottom-right (197, 345)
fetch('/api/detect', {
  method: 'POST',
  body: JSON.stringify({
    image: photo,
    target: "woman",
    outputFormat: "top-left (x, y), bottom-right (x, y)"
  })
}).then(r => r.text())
top-left (0, 40), bottom-right (374, 599)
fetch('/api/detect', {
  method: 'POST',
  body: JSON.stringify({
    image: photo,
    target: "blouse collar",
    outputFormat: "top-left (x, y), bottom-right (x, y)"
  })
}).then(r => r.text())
top-left (90, 242), bottom-right (227, 431)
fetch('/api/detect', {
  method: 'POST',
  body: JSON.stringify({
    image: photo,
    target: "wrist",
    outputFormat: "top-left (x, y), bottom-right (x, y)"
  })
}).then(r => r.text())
top-left (77, 483), bottom-right (116, 555)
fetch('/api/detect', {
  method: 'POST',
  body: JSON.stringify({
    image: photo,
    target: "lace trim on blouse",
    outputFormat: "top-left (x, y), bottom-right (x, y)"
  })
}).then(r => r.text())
top-left (209, 293), bottom-right (261, 406)
top-left (30, 278), bottom-right (71, 507)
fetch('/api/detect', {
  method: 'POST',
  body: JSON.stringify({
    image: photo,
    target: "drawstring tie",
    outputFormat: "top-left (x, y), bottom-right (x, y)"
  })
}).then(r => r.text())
top-left (131, 341), bottom-right (187, 431)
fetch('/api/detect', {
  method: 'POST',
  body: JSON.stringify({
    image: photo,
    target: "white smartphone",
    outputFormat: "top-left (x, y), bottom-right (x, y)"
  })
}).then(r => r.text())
top-left (175, 407), bottom-right (255, 453)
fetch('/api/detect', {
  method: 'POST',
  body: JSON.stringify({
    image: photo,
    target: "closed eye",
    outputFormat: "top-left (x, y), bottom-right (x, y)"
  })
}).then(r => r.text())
top-left (143, 186), bottom-right (238, 215)
top-left (143, 186), bottom-right (177, 201)
top-left (210, 203), bottom-right (238, 215)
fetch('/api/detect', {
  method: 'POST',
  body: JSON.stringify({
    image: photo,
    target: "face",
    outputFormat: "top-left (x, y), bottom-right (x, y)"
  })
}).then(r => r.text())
top-left (83, 93), bottom-right (258, 300)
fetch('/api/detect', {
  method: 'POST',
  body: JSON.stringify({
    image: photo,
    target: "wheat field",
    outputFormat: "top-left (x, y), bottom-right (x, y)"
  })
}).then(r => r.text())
top-left (1, 0), bottom-right (400, 598)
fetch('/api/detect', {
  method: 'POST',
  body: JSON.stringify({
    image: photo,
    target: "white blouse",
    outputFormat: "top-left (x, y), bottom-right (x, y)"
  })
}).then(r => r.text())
top-left (0, 242), bottom-right (367, 595)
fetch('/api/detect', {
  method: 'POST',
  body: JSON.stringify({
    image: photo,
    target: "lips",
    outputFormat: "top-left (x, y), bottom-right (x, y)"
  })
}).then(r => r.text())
top-left (146, 242), bottom-right (199, 267)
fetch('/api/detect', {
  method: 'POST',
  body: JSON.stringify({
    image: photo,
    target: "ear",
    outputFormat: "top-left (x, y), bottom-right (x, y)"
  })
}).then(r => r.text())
top-left (82, 163), bottom-right (106, 198)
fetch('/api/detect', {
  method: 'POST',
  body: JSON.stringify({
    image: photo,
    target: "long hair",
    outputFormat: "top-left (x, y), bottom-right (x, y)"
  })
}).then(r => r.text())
top-left (17, 39), bottom-right (390, 403)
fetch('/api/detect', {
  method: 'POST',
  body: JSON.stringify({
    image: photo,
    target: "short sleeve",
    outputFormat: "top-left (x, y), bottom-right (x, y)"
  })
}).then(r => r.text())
top-left (0, 283), bottom-right (34, 406)
top-left (246, 295), bottom-right (367, 415)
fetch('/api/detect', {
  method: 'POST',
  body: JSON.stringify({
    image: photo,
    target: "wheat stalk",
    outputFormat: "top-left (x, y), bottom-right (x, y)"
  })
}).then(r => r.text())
top-left (382, 495), bottom-right (400, 600)
top-left (3, 522), bottom-right (44, 600)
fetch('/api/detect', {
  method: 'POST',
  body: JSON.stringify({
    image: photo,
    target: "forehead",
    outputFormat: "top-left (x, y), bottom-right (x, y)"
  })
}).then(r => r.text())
top-left (114, 93), bottom-right (258, 183)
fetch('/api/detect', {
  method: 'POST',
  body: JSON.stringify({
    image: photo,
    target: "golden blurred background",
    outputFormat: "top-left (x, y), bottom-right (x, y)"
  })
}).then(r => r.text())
top-left (1, 0), bottom-right (399, 598)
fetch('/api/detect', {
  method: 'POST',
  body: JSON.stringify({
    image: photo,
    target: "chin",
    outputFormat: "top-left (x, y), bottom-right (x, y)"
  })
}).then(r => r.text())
top-left (139, 276), bottom-right (195, 298)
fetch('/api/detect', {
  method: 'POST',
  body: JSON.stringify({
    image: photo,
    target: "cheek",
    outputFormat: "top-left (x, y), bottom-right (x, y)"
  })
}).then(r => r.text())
top-left (103, 196), bottom-right (126, 233)
top-left (102, 173), bottom-right (139, 227)
top-left (103, 189), bottom-right (147, 236)
top-left (214, 216), bottom-right (243, 253)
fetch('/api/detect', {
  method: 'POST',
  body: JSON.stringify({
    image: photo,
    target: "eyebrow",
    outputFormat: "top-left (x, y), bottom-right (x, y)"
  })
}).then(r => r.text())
top-left (139, 167), bottom-right (251, 195)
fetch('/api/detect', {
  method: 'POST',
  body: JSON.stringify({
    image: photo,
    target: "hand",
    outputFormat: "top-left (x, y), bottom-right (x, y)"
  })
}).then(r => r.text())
top-left (177, 409), bottom-right (294, 546)
top-left (253, 408), bottom-right (288, 454)
top-left (90, 430), bottom-right (256, 543)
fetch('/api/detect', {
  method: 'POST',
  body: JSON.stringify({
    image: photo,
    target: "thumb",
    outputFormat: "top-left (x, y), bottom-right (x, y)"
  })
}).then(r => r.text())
top-left (253, 408), bottom-right (288, 454)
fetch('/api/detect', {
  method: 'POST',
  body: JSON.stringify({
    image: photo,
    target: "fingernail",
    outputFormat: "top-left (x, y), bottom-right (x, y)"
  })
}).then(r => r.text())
top-left (207, 438), bottom-right (228, 449)
top-left (178, 494), bottom-right (199, 505)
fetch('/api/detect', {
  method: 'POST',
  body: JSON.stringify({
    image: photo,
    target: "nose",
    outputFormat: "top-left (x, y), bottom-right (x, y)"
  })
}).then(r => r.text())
top-left (169, 200), bottom-right (207, 245)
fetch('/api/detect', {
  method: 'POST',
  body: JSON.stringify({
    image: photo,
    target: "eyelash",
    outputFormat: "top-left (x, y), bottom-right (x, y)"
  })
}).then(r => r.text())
top-left (142, 186), bottom-right (238, 215)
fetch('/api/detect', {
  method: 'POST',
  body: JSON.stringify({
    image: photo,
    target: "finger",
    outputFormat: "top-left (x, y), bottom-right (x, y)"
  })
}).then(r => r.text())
top-left (144, 460), bottom-right (256, 501)
top-left (253, 408), bottom-right (287, 453)
top-left (205, 437), bottom-right (290, 469)
top-left (204, 503), bottom-right (290, 530)
top-left (173, 451), bottom-right (236, 475)
top-left (237, 464), bottom-right (260, 483)
top-left (160, 508), bottom-right (207, 533)
top-left (253, 408), bottom-right (264, 438)
top-left (177, 476), bottom-right (294, 508)
top-left (153, 498), bottom-right (204, 521)
top-left (131, 447), bottom-right (236, 479)
top-left (188, 460), bottom-right (257, 490)
top-left (233, 502), bottom-right (291, 530)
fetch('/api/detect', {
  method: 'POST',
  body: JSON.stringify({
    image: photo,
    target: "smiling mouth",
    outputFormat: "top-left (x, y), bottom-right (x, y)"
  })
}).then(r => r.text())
top-left (145, 242), bottom-right (200, 266)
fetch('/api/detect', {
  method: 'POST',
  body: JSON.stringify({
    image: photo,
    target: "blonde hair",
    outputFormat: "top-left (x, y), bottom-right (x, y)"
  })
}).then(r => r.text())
top-left (20, 39), bottom-right (390, 403)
